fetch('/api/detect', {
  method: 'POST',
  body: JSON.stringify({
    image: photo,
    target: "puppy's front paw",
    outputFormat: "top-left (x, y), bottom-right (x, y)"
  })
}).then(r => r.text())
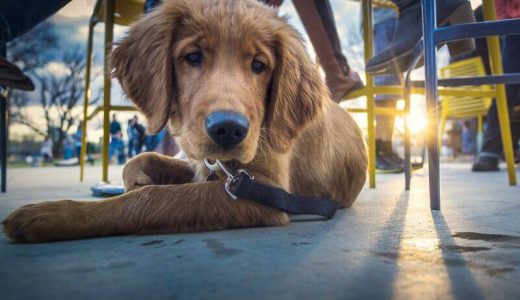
top-left (261, 211), bottom-right (290, 227)
top-left (2, 200), bottom-right (84, 243)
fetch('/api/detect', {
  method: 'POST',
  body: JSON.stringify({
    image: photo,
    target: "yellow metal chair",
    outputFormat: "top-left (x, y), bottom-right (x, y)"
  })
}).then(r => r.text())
top-left (80, 0), bottom-right (144, 181)
top-left (438, 57), bottom-right (493, 150)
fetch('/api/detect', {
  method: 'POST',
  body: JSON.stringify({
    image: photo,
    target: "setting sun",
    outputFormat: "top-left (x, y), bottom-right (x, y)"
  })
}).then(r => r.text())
top-left (395, 98), bottom-right (428, 135)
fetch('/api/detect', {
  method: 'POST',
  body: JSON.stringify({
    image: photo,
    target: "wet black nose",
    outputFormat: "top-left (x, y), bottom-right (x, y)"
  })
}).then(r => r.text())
top-left (205, 111), bottom-right (249, 147)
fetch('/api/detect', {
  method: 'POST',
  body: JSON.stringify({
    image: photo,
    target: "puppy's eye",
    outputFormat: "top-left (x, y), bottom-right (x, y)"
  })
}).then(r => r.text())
top-left (251, 59), bottom-right (266, 74)
top-left (185, 51), bottom-right (203, 66)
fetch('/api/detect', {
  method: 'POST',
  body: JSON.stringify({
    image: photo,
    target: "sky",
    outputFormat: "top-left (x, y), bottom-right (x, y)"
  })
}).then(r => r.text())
top-left (9, 0), bottom-right (485, 142)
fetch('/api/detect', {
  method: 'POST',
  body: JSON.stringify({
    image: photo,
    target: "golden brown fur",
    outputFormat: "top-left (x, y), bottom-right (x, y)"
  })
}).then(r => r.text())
top-left (2, 0), bottom-right (367, 243)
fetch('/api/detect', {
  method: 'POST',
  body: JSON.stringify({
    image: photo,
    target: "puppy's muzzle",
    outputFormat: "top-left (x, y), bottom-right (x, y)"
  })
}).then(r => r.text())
top-left (205, 110), bottom-right (249, 147)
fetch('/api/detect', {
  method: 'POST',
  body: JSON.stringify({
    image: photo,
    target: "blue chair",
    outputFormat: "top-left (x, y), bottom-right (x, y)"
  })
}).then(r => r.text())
top-left (408, 0), bottom-right (520, 209)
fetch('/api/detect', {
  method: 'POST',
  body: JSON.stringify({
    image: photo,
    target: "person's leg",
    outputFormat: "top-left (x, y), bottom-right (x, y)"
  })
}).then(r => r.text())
top-left (503, 34), bottom-right (520, 151)
top-left (109, 138), bottom-right (115, 163)
top-left (375, 101), bottom-right (397, 142)
top-left (291, 0), bottom-right (363, 102)
top-left (473, 34), bottom-right (520, 171)
top-left (75, 145), bottom-right (81, 159)
top-left (366, 0), bottom-right (475, 74)
top-left (127, 139), bottom-right (132, 158)
top-left (135, 140), bottom-right (142, 156)
top-left (117, 139), bottom-right (126, 165)
top-left (372, 14), bottom-right (403, 172)
top-left (375, 99), bottom-right (403, 173)
top-left (374, 14), bottom-right (399, 145)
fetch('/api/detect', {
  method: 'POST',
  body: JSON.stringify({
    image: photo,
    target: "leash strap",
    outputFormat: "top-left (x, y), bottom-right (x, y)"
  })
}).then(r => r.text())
top-left (204, 159), bottom-right (339, 219)
top-left (233, 173), bottom-right (339, 219)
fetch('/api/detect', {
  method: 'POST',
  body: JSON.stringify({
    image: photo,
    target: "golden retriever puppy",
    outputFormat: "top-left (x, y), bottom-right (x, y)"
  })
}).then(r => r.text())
top-left (3, 0), bottom-right (366, 243)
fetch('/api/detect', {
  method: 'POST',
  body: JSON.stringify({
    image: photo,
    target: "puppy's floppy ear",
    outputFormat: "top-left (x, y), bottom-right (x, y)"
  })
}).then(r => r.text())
top-left (266, 23), bottom-right (328, 152)
top-left (110, 1), bottom-right (187, 134)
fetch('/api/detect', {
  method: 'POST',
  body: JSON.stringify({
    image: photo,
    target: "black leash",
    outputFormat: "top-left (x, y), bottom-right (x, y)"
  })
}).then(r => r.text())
top-left (204, 160), bottom-right (339, 219)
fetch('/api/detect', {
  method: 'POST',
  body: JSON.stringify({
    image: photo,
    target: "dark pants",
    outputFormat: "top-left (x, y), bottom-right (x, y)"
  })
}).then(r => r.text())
top-left (374, 16), bottom-right (400, 101)
top-left (481, 34), bottom-right (520, 157)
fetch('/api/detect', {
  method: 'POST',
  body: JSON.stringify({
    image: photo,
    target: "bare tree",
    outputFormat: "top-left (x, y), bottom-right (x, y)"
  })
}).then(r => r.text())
top-left (6, 16), bottom-right (102, 157)
top-left (6, 21), bottom-right (57, 151)
top-left (9, 48), bottom-right (101, 156)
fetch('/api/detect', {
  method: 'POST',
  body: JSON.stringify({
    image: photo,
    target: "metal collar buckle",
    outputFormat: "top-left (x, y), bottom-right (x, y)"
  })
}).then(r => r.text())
top-left (204, 159), bottom-right (254, 200)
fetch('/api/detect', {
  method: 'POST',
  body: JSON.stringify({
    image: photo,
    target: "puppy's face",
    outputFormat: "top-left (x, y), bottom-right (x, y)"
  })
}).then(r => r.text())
top-left (172, 22), bottom-right (274, 162)
top-left (111, 0), bottom-right (327, 163)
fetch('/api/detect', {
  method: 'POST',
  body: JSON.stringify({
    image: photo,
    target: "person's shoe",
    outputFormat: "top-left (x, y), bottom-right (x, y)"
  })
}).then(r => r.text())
top-left (376, 155), bottom-right (404, 173)
top-left (472, 155), bottom-right (499, 172)
top-left (328, 69), bottom-right (364, 102)
top-left (411, 161), bottom-right (424, 170)
top-left (376, 140), bottom-right (404, 173)
top-left (387, 150), bottom-right (404, 165)
top-left (366, 0), bottom-right (475, 74)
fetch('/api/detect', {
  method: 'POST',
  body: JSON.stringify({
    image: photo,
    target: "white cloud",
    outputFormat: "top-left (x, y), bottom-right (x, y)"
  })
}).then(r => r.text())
top-left (47, 62), bottom-right (70, 76)
top-left (57, 0), bottom-right (95, 18)
top-left (470, 0), bottom-right (482, 9)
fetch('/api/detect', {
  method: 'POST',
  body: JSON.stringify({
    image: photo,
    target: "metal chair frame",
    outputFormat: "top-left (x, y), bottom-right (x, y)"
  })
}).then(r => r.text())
top-left (344, 0), bottom-right (518, 205)
top-left (79, 0), bottom-right (142, 182)
top-left (419, 0), bottom-right (519, 209)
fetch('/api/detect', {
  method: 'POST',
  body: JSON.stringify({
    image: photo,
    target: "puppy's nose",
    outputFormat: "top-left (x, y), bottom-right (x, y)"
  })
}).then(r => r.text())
top-left (205, 111), bottom-right (249, 147)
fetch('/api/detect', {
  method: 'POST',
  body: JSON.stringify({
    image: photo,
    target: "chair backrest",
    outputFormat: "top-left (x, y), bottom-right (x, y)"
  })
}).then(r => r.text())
top-left (439, 57), bottom-right (493, 118)
top-left (373, 0), bottom-right (398, 10)
top-left (94, 0), bottom-right (146, 26)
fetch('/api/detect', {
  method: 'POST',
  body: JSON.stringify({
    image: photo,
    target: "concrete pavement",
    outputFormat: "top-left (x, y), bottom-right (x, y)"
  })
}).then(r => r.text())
top-left (1, 163), bottom-right (519, 300)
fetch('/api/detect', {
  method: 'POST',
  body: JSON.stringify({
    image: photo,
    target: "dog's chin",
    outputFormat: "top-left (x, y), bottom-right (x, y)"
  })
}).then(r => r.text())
top-left (197, 144), bottom-right (256, 164)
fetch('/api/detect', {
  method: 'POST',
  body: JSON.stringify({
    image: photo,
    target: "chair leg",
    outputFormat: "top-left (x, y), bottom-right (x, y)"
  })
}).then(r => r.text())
top-left (80, 21), bottom-right (95, 182)
top-left (0, 92), bottom-right (7, 193)
top-left (477, 115), bottom-right (483, 154)
top-left (102, 0), bottom-right (115, 182)
top-left (483, 0), bottom-right (517, 186)
top-left (362, 0), bottom-right (376, 188)
top-left (422, 0), bottom-right (441, 210)
top-left (404, 86), bottom-right (411, 190)
top-left (403, 41), bottom-right (425, 192)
